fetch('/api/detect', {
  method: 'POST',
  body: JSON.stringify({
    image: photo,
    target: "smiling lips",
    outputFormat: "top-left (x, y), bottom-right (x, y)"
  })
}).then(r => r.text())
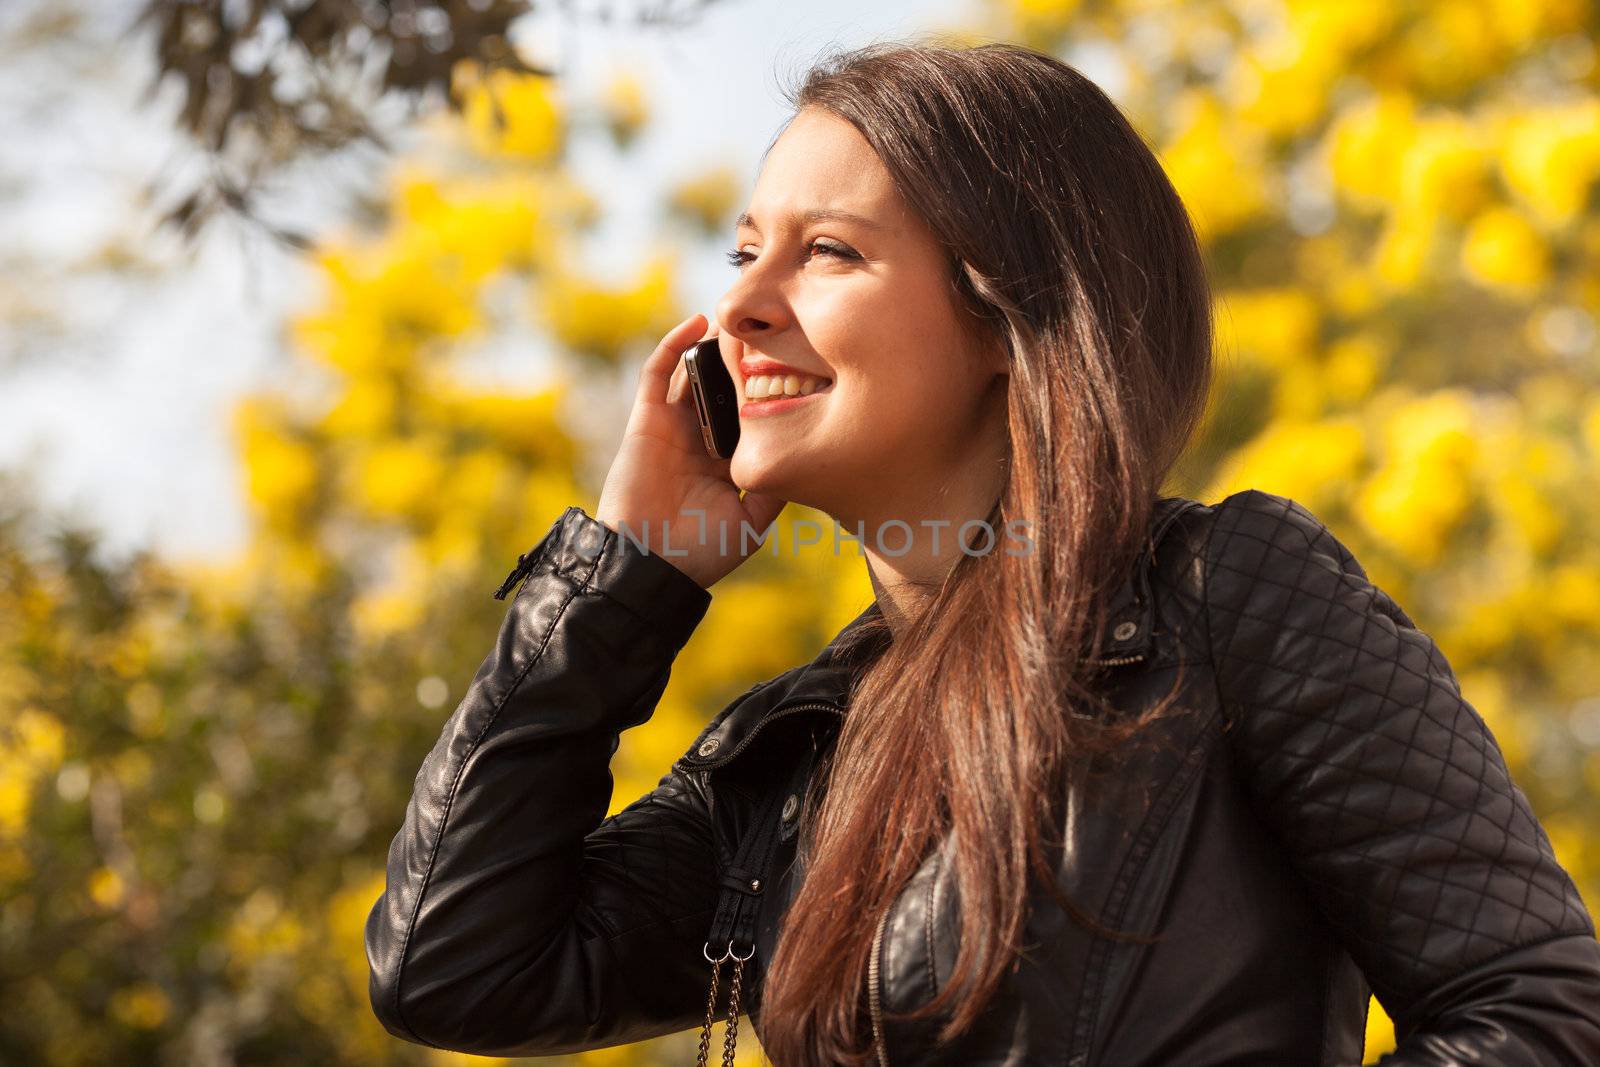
top-left (736, 355), bottom-right (833, 414)
top-left (743, 372), bottom-right (832, 401)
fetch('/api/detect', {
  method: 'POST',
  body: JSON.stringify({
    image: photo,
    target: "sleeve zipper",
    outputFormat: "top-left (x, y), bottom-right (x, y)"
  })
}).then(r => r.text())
top-left (869, 902), bottom-right (891, 1066)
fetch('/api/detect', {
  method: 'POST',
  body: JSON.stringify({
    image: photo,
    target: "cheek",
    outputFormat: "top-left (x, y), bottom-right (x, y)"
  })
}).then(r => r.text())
top-left (828, 366), bottom-right (981, 462)
top-left (804, 274), bottom-right (986, 445)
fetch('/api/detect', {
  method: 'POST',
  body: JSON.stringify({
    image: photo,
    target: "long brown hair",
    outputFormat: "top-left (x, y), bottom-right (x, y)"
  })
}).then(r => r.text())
top-left (753, 39), bottom-right (1215, 1065)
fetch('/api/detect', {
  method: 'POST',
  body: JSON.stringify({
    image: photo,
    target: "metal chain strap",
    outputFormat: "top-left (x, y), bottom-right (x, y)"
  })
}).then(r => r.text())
top-left (695, 943), bottom-right (725, 1067)
top-left (721, 952), bottom-right (746, 1067)
top-left (696, 939), bottom-right (755, 1067)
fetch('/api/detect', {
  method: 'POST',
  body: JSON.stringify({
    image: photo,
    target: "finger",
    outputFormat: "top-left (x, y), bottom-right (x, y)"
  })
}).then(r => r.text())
top-left (665, 357), bottom-right (689, 406)
top-left (636, 313), bottom-right (707, 407)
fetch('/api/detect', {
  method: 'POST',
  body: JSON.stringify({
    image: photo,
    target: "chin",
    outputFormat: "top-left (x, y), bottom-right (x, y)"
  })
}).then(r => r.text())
top-left (731, 443), bottom-right (823, 504)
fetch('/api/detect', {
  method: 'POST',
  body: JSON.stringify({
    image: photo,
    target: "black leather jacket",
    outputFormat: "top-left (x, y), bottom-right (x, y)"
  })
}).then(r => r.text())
top-left (365, 489), bottom-right (1600, 1065)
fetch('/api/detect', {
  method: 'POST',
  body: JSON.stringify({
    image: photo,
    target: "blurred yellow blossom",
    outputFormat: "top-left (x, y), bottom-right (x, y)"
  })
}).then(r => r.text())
top-left (1216, 287), bottom-right (1321, 371)
top-left (108, 982), bottom-right (171, 1030)
top-left (1354, 390), bottom-right (1478, 565)
top-left (1462, 205), bottom-right (1550, 294)
top-left (1322, 334), bottom-right (1387, 404)
top-left (1159, 89), bottom-right (1273, 240)
top-left (667, 164), bottom-right (744, 236)
top-left (235, 399), bottom-right (321, 529)
top-left (536, 255), bottom-right (680, 364)
top-left (1206, 415), bottom-right (1366, 510)
top-left (1372, 211), bottom-right (1437, 290)
top-left (1328, 92), bottom-right (1417, 209)
top-left (1498, 99), bottom-right (1600, 227)
top-left (89, 867), bottom-right (125, 910)
top-left (459, 66), bottom-right (565, 163)
top-left (1365, 996), bottom-right (1397, 1059)
top-left (600, 70), bottom-right (650, 147)
top-left (1401, 114), bottom-right (1492, 224)
top-left (351, 435), bottom-right (450, 521)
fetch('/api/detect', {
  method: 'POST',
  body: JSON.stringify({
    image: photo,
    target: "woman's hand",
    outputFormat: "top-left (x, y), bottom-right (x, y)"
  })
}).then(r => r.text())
top-left (595, 313), bottom-right (786, 590)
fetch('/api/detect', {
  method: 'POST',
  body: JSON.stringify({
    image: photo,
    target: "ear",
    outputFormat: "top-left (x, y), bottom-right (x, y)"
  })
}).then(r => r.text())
top-left (978, 333), bottom-right (1010, 381)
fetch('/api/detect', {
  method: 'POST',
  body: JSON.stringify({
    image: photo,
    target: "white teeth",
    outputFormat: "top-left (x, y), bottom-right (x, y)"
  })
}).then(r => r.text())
top-left (745, 373), bottom-right (829, 399)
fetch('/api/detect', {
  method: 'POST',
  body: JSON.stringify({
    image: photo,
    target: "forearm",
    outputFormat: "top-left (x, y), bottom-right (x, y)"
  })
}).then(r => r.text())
top-left (365, 506), bottom-right (713, 1054)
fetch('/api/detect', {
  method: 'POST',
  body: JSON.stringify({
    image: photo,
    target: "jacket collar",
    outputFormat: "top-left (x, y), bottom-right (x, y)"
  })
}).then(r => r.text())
top-left (676, 599), bottom-right (886, 772)
top-left (677, 497), bottom-right (1200, 773)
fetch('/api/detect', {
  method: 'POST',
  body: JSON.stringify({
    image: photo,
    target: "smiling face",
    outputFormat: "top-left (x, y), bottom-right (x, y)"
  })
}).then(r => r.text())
top-left (715, 106), bottom-right (1010, 532)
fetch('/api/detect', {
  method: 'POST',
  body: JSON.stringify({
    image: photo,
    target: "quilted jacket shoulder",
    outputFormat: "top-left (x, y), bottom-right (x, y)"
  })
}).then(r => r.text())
top-left (1203, 488), bottom-right (1600, 1063)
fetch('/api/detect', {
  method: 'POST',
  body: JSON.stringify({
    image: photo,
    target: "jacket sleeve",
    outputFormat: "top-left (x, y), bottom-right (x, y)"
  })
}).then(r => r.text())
top-left (1203, 489), bottom-right (1600, 1066)
top-left (364, 505), bottom-right (723, 1056)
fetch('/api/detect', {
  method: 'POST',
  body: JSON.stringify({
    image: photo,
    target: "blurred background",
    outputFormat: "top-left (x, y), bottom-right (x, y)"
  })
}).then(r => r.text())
top-left (2, 0), bottom-right (1597, 1063)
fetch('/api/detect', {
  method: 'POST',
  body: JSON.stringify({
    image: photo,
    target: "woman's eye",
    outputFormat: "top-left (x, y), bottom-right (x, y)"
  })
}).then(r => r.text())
top-left (724, 240), bottom-right (857, 268)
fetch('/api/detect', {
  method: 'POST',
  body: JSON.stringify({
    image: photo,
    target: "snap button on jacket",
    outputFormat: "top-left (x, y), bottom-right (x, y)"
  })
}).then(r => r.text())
top-left (365, 489), bottom-right (1600, 1064)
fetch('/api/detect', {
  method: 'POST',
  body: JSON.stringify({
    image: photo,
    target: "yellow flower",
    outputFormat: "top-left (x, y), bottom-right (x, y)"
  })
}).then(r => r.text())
top-left (1499, 99), bottom-right (1600, 227)
top-left (1547, 564), bottom-right (1600, 628)
top-left (9, 708), bottom-right (65, 769)
top-left (1485, 0), bottom-right (1587, 47)
top-left (536, 256), bottom-right (680, 365)
top-left (235, 400), bottom-right (321, 527)
top-left (320, 379), bottom-right (399, 440)
top-left (1322, 334), bottom-right (1387, 404)
top-left (1399, 0), bottom-right (1506, 96)
top-left (108, 982), bottom-right (171, 1030)
top-left (438, 448), bottom-right (512, 519)
top-left (1365, 995), bottom-right (1397, 1058)
top-left (1458, 669), bottom-right (1527, 770)
top-left (600, 70), bottom-right (649, 147)
top-left (1005, 0), bottom-right (1083, 49)
top-left (1461, 205), bottom-right (1550, 294)
top-left (394, 169), bottom-right (450, 231)
top-left (461, 68), bottom-right (565, 163)
top-left (401, 174), bottom-right (546, 279)
top-left (1158, 90), bottom-right (1273, 242)
top-left (327, 871), bottom-right (389, 1001)
top-left (421, 515), bottom-right (484, 572)
top-left (89, 866), bottom-right (126, 909)
top-left (1372, 211), bottom-right (1436, 290)
top-left (667, 165), bottom-right (743, 236)
top-left (1582, 395), bottom-right (1600, 460)
top-left (114, 748), bottom-right (155, 793)
top-left (1215, 288), bottom-right (1321, 371)
top-left (1328, 92), bottom-right (1416, 208)
top-left (440, 384), bottom-right (574, 466)
top-left (1401, 115), bottom-right (1492, 224)
top-left (1274, 362), bottom-right (1327, 420)
top-left (0, 776), bottom-right (29, 838)
top-left (1354, 391), bottom-right (1478, 565)
top-left (225, 888), bottom-right (306, 963)
top-left (1232, 2), bottom-right (1368, 142)
top-left (352, 436), bottom-right (449, 521)
top-left (1206, 416), bottom-right (1367, 510)
top-left (351, 583), bottom-right (427, 642)
top-left (1544, 815), bottom-right (1591, 890)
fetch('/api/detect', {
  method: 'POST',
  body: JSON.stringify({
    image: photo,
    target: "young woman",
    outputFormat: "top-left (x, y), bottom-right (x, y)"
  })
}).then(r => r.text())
top-left (365, 41), bottom-right (1600, 1066)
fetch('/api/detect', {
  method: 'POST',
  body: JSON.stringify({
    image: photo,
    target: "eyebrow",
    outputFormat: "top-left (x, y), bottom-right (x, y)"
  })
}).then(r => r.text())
top-left (736, 208), bottom-right (889, 234)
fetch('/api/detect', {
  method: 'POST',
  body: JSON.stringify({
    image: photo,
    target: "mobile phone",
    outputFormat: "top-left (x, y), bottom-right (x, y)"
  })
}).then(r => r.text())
top-left (684, 336), bottom-right (741, 459)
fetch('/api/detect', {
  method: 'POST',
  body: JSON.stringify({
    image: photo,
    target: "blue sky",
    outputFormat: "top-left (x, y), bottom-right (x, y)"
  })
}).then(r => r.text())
top-left (0, 0), bottom-right (983, 565)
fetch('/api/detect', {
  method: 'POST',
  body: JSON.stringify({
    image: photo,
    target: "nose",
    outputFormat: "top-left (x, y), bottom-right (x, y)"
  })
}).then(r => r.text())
top-left (714, 284), bottom-right (781, 352)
